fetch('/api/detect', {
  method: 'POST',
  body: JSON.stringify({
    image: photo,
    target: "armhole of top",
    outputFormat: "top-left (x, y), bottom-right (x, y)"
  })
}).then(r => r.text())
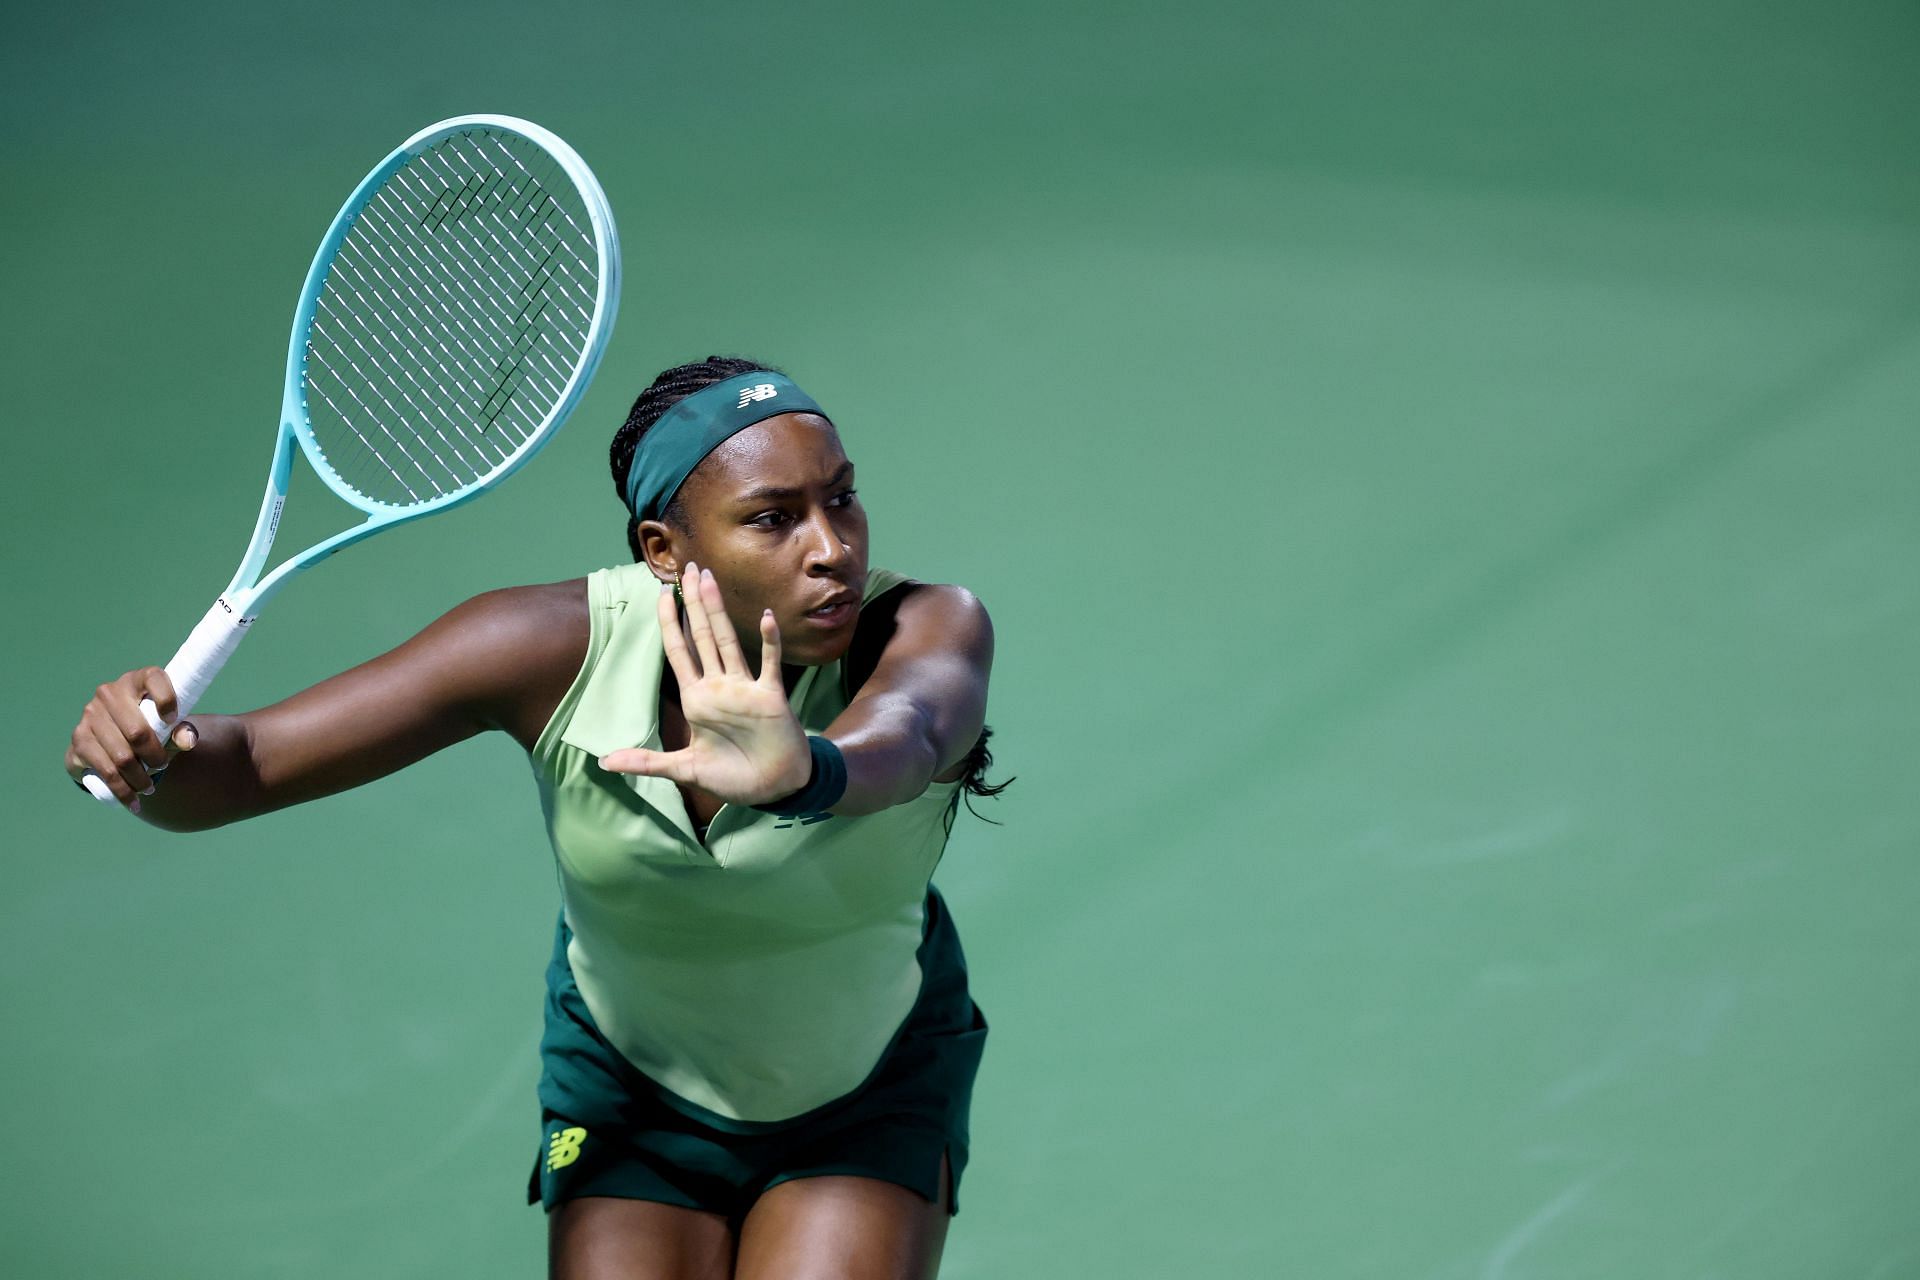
top-left (843, 579), bottom-right (978, 792)
top-left (531, 569), bottom-right (619, 767)
top-left (842, 579), bottom-right (923, 701)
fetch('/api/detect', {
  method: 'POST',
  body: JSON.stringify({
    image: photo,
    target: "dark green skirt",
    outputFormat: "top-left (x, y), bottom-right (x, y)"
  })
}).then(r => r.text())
top-left (528, 886), bottom-right (987, 1221)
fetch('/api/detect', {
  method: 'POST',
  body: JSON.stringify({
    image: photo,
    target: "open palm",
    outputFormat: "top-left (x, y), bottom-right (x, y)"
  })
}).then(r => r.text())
top-left (597, 563), bottom-right (811, 805)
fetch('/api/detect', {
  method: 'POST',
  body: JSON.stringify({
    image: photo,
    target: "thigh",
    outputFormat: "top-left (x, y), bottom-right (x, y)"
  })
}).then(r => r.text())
top-left (733, 1151), bottom-right (952, 1280)
top-left (548, 1195), bottom-right (736, 1280)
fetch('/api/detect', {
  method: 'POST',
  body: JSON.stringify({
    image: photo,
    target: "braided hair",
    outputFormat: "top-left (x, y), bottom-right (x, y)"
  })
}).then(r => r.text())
top-left (608, 355), bottom-right (1013, 815)
top-left (610, 354), bottom-right (772, 558)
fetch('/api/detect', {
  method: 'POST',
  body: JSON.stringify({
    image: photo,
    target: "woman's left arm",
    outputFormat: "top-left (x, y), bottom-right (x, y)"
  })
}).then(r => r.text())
top-left (828, 584), bottom-right (994, 814)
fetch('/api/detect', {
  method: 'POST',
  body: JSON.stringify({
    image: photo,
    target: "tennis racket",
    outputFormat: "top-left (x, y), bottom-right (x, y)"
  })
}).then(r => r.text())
top-left (81, 114), bottom-right (621, 804)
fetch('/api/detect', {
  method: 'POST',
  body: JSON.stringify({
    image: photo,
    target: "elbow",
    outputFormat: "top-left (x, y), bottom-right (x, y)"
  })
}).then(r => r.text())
top-left (879, 700), bottom-right (950, 810)
top-left (831, 703), bottom-right (946, 817)
top-left (903, 693), bottom-right (949, 783)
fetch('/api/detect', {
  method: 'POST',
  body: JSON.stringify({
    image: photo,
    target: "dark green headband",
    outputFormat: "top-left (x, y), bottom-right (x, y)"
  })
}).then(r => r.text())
top-left (623, 371), bottom-right (829, 520)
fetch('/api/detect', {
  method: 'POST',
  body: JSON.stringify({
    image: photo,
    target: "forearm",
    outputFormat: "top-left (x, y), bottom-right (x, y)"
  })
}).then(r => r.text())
top-left (132, 715), bottom-right (264, 832)
top-left (819, 584), bottom-right (992, 816)
top-left (68, 582), bottom-right (586, 831)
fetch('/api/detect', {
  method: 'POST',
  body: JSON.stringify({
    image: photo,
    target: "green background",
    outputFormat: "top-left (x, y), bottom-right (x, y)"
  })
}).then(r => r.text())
top-left (5, 1), bottom-right (1917, 1275)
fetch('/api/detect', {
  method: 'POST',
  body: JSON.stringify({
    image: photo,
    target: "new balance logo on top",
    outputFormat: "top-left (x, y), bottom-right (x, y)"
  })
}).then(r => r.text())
top-left (737, 383), bottom-right (778, 409)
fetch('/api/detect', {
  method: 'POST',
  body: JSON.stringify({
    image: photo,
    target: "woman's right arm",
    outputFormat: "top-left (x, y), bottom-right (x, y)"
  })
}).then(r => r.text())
top-left (64, 580), bottom-right (589, 832)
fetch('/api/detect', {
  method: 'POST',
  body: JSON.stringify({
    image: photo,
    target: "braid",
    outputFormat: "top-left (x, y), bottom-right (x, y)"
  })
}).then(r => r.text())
top-left (956, 724), bottom-right (1015, 821)
top-left (610, 355), bottom-right (779, 559)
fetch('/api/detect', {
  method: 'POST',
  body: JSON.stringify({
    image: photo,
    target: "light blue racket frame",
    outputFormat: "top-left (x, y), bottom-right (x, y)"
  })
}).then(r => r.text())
top-left (83, 114), bottom-right (621, 804)
top-left (257, 113), bottom-right (621, 606)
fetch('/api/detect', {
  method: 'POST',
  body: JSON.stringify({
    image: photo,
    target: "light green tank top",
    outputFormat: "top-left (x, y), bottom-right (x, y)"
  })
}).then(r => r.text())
top-left (529, 562), bottom-right (965, 1123)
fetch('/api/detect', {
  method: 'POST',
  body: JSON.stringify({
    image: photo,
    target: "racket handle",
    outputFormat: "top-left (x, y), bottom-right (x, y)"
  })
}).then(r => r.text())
top-left (161, 596), bottom-right (255, 724)
top-left (81, 597), bottom-right (254, 808)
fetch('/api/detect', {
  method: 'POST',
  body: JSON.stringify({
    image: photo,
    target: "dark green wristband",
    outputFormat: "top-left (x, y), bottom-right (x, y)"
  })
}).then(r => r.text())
top-left (752, 736), bottom-right (848, 818)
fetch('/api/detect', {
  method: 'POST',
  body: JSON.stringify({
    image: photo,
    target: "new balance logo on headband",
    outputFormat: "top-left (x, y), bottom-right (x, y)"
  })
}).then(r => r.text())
top-left (737, 383), bottom-right (779, 409)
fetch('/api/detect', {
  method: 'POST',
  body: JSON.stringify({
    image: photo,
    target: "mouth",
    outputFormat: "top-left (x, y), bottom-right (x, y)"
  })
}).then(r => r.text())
top-left (800, 590), bottom-right (860, 630)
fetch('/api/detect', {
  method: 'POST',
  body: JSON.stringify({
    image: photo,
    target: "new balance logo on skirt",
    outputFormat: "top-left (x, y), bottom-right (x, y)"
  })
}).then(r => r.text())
top-left (547, 1126), bottom-right (587, 1171)
top-left (737, 383), bottom-right (778, 409)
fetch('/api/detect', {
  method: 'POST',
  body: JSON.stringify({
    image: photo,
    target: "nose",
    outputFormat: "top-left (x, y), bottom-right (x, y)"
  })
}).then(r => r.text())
top-left (802, 506), bottom-right (851, 575)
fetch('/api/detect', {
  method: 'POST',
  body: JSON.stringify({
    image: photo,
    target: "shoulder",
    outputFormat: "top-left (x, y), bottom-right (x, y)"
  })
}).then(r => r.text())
top-left (412, 580), bottom-right (591, 741)
top-left (890, 582), bottom-right (992, 649)
top-left (434, 579), bottom-right (591, 657)
top-left (590, 559), bottom-right (669, 612)
top-left (849, 580), bottom-right (993, 690)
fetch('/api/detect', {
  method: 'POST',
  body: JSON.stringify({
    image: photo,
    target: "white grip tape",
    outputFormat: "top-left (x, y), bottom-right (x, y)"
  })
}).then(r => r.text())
top-left (83, 597), bottom-right (253, 808)
top-left (162, 597), bottom-right (254, 723)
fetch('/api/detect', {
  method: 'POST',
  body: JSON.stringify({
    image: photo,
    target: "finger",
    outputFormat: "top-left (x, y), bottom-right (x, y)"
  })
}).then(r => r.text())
top-left (73, 715), bottom-right (151, 802)
top-left (680, 561), bottom-right (725, 678)
top-left (106, 675), bottom-right (169, 767)
top-left (698, 568), bottom-right (749, 678)
top-left (598, 746), bottom-right (697, 785)
top-left (65, 733), bottom-right (120, 806)
top-left (64, 740), bottom-right (111, 793)
top-left (90, 687), bottom-right (164, 786)
top-left (757, 608), bottom-right (783, 689)
top-left (656, 580), bottom-right (703, 686)
top-left (71, 749), bottom-right (136, 806)
top-left (143, 667), bottom-right (181, 736)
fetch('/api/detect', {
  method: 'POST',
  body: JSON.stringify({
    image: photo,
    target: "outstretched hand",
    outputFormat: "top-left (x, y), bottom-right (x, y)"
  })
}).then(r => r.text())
top-left (598, 563), bottom-right (812, 806)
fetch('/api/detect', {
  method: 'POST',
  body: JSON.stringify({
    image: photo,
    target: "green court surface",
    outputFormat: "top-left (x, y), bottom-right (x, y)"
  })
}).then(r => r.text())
top-left (4, 2), bottom-right (1916, 1275)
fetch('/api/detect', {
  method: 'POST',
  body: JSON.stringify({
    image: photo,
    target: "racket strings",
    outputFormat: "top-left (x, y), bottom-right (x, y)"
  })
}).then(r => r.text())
top-left (314, 285), bottom-right (503, 474)
top-left (442, 133), bottom-right (599, 319)
top-left (341, 140), bottom-right (587, 437)
top-left (313, 229), bottom-right (513, 497)
top-left (416, 133), bottom-right (599, 317)
top-left (314, 146), bottom-right (585, 497)
top-left (398, 139), bottom-right (597, 410)
top-left (313, 230), bottom-right (516, 487)
top-left (311, 238), bottom-right (537, 499)
top-left (345, 203), bottom-right (542, 415)
top-left (399, 138), bottom-right (595, 372)
top-left (383, 160), bottom-right (593, 413)
top-left (303, 127), bottom-right (602, 507)
top-left (324, 222), bottom-right (521, 477)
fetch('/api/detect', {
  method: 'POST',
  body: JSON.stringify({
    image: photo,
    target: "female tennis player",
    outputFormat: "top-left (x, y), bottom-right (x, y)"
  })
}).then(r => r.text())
top-left (64, 355), bottom-right (1003, 1280)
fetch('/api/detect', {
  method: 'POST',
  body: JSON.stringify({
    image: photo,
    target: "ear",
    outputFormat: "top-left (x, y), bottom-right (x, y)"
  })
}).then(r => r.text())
top-left (634, 518), bottom-right (684, 584)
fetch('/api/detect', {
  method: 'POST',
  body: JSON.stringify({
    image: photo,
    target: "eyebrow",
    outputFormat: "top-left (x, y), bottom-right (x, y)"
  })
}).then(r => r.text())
top-left (737, 462), bottom-right (854, 504)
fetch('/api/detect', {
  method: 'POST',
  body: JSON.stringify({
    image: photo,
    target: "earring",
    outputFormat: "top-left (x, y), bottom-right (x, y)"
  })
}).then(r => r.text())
top-left (672, 575), bottom-right (684, 604)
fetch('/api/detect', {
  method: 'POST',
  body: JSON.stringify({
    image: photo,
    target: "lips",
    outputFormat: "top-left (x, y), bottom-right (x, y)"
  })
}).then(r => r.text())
top-left (801, 589), bottom-right (860, 629)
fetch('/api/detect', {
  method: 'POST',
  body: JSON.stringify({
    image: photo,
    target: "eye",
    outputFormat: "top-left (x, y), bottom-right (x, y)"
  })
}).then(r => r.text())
top-left (829, 488), bottom-right (859, 508)
top-left (747, 510), bottom-right (790, 529)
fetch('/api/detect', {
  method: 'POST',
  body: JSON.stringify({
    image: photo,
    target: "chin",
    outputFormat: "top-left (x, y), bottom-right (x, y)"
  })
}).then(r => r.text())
top-left (784, 623), bottom-right (858, 668)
